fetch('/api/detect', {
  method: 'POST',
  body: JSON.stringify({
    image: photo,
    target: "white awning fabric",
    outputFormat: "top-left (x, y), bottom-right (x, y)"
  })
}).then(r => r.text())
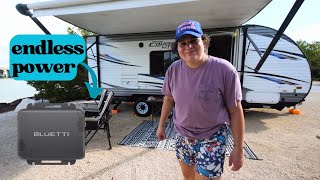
top-left (26, 0), bottom-right (272, 35)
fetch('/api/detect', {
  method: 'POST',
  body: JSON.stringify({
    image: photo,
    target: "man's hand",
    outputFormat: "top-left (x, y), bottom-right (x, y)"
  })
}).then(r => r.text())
top-left (156, 125), bottom-right (166, 141)
top-left (228, 101), bottom-right (245, 171)
top-left (229, 147), bottom-right (244, 171)
top-left (157, 96), bottom-right (174, 141)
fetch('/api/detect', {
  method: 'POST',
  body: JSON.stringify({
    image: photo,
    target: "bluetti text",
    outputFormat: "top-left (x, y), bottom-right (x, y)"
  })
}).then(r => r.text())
top-left (33, 132), bottom-right (70, 137)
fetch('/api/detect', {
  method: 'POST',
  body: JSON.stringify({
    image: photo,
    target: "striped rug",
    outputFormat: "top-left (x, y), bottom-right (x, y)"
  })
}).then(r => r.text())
top-left (119, 120), bottom-right (260, 160)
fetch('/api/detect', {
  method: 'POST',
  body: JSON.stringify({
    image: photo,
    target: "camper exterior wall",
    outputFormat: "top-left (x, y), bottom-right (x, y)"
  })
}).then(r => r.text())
top-left (86, 25), bottom-right (312, 112)
top-left (241, 25), bottom-right (312, 108)
top-left (86, 35), bottom-right (174, 99)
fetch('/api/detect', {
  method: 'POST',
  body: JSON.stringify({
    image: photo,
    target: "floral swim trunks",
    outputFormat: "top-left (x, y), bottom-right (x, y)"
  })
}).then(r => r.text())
top-left (175, 124), bottom-right (227, 178)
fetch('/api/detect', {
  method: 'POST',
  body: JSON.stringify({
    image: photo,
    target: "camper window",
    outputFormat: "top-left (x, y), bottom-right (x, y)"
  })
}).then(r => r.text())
top-left (208, 34), bottom-right (233, 62)
top-left (150, 51), bottom-right (179, 76)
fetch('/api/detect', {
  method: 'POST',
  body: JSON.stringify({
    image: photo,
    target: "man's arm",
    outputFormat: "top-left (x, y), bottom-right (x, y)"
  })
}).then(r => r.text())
top-left (228, 101), bottom-right (245, 171)
top-left (159, 96), bottom-right (174, 126)
top-left (156, 96), bottom-right (174, 140)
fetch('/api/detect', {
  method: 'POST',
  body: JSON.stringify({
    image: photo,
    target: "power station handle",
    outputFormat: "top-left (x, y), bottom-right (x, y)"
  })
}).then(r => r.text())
top-left (26, 103), bottom-right (76, 110)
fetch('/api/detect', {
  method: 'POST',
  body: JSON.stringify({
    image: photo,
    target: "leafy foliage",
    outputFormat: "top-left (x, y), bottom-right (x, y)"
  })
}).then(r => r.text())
top-left (27, 27), bottom-right (95, 102)
top-left (296, 41), bottom-right (320, 80)
top-left (67, 27), bottom-right (95, 38)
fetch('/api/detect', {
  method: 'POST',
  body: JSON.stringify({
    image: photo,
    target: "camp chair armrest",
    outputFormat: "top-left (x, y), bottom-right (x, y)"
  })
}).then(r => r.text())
top-left (85, 117), bottom-right (99, 122)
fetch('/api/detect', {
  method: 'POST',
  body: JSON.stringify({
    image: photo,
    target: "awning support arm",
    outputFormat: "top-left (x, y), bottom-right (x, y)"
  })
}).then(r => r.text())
top-left (254, 0), bottom-right (304, 72)
top-left (246, 33), bottom-right (263, 58)
top-left (16, 4), bottom-right (51, 35)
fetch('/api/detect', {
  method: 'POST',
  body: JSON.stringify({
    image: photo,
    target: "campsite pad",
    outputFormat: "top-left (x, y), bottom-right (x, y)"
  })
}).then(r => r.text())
top-left (119, 120), bottom-right (260, 160)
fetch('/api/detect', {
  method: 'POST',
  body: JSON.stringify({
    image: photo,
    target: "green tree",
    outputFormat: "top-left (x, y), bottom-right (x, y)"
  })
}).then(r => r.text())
top-left (296, 40), bottom-right (320, 80)
top-left (27, 27), bottom-right (95, 102)
top-left (67, 27), bottom-right (95, 38)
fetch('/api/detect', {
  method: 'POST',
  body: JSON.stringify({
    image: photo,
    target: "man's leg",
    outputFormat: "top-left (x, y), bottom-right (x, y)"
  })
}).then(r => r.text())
top-left (194, 172), bottom-right (221, 180)
top-left (194, 126), bottom-right (227, 180)
top-left (178, 161), bottom-right (195, 180)
top-left (176, 135), bottom-right (196, 180)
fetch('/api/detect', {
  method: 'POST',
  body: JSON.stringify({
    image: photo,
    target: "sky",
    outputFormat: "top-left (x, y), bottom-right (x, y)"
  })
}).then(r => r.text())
top-left (0, 0), bottom-right (319, 68)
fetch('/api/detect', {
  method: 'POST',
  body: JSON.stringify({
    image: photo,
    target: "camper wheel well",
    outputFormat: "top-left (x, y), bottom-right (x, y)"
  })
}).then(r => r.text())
top-left (131, 95), bottom-right (164, 117)
top-left (133, 96), bottom-right (151, 117)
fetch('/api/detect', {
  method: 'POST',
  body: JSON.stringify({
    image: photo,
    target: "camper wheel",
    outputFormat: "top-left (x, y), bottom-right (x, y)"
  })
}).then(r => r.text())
top-left (134, 98), bottom-right (152, 117)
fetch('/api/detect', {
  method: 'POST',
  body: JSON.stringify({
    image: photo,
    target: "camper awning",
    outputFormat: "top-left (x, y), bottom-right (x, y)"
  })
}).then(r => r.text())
top-left (26, 0), bottom-right (272, 35)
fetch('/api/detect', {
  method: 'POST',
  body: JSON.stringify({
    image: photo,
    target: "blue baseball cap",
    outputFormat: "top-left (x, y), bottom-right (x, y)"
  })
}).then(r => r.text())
top-left (175, 20), bottom-right (204, 41)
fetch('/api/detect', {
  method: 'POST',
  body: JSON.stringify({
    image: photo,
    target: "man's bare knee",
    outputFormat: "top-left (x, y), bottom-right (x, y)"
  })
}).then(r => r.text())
top-left (194, 172), bottom-right (221, 180)
top-left (178, 161), bottom-right (195, 180)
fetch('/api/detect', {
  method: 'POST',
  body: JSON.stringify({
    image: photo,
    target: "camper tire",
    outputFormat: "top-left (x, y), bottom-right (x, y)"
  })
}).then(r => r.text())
top-left (134, 98), bottom-right (152, 117)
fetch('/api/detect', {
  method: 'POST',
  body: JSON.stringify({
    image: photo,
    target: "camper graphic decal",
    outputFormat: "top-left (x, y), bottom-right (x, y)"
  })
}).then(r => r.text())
top-left (249, 49), bottom-right (302, 60)
top-left (250, 75), bottom-right (299, 85)
top-left (88, 53), bottom-right (141, 67)
top-left (265, 49), bottom-right (305, 58)
top-left (101, 82), bottom-right (125, 88)
top-left (138, 74), bottom-right (164, 88)
top-left (99, 42), bottom-right (118, 48)
top-left (101, 81), bottom-right (162, 89)
top-left (138, 81), bottom-right (163, 88)
top-left (87, 42), bottom-right (141, 67)
top-left (101, 54), bottom-right (127, 63)
top-left (261, 50), bottom-right (301, 60)
top-left (149, 41), bottom-right (173, 49)
top-left (244, 71), bottom-right (308, 83)
top-left (138, 74), bottom-right (165, 80)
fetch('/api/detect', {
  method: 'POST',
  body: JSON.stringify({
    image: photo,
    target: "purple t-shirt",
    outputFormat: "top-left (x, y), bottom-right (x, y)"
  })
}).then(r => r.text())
top-left (162, 56), bottom-right (242, 139)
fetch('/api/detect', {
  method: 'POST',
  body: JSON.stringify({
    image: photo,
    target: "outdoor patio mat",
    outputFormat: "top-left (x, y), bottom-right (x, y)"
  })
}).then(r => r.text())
top-left (119, 120), bottom-right (261, 160)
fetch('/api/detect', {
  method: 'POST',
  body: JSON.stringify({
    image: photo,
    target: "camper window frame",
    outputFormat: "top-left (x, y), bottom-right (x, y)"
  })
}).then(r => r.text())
top-left (149, 50), bottom-right (179, 77)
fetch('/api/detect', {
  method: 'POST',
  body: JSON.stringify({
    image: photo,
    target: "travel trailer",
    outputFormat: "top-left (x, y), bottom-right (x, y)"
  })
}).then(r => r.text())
top-left (17, 0), bottom-right (311, 117)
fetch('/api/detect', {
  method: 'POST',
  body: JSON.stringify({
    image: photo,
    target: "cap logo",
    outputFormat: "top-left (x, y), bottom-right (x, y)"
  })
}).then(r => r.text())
top-left (177, 21), bottom-right (196, 33)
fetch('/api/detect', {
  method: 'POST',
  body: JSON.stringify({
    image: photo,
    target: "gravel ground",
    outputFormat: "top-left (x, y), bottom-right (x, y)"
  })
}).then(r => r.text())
top-left (0, 87), bottom-right (319, 180)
